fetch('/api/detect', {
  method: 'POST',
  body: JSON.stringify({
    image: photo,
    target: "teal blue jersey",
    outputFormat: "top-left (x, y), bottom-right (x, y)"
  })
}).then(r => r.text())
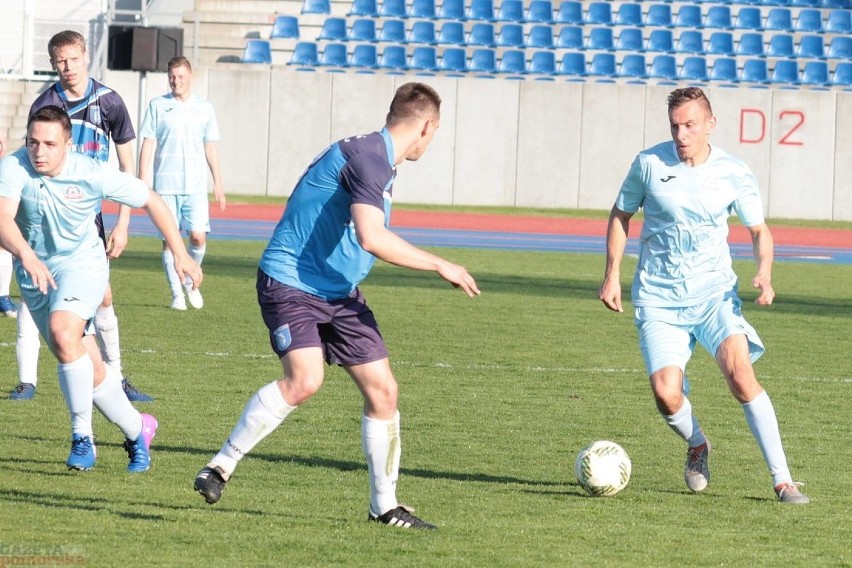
top-left (616, 142), bottom-right (765, 308)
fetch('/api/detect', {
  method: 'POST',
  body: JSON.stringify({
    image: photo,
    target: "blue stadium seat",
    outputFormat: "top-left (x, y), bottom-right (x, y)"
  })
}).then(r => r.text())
top-left (791, 0), bottom-right (819, 5)
top-left (527, 25), bottom-right (554, 49)
top-left (270, 16), bottom-right (299, 39)
top-left (437, 21), bottom-right (466, 44)
top-left (526, 0), bottom-right (554, 23)
top-left (350, 19), bottom-right (377, 42)
top-left (736, 33), bottom-right (765, 57)
top-left (675, 31), bottom-right (704, 54)
top-left (289, 42), bottom-right (319, 66)
top-left (588, 52), bottom-right (616, 77)
top-left (647, 30), bottom-right (675, 53)
top-left (767, 34), bottom-right (794, 58)
top-left (831, 62), bottom-right (852, 87)
top-left (771, 59), bottom-right (799, 84)
top-left (795, 9), bottom-right (824, 32)
top-left (649, 54), bottom-right (678, 81)
top-left (556, 26), bottom-right (584, 50)
top-left (497, 23), bottom-right (525, 47)
top-left (645, 4), bottom-right (673, 28)
top-left (319, 43), bottom-right (348, 67)
top-left (496, 0), bottom-right (524, 22)
top-left (828, 36), bottom-right (852, 60)
top-left (409, 46), bottom-right (438, 71)
top-left (498, 50), bottom-right (527, 74)
top-left (704, 6), bottom-right (732, 30)
top-left (555, 1), bottom-right (583, 25)
top-left (379, 20), bottom-right (406, 43)
top-left (348, 0), bottom-right (377, 16)
top-left (438, 0), bottom-right (465, 20)
top-left (709, 57), bottom-right (738, 83)
top-left (241, 39), bottom-right (272, 64)
top-left (707, 32), bottom-right (734, 55)
top-left (317, 18), bottom-right (347, 42)
top-left (408, 21), bottom-right (436, 44)
top-left (378, 45), bottom-right (408, 71)
top-left (615, 3), bottom-right (642, 27)
top-left (585, 2), bottom-right (612, 25)
top-left (740, 58), bottom-right (768, 83)
top-left (350, 44), bottom-right (378, 68)
top-left (675, 6), bottom-right (702, 29)
top-left (826, 9), bottom-right (851, 33)
top-left (528, 51), bottom-right (557, 74)
top-left (800, 60), bottom-right (829, 85)
top-left (821, 0), bottom-right (850, 7)
top-left (439, 47), bottom-right (468, 72)
top-left (409, 0), bottom-right (436, 19)
top-left (618, 54), bottom-right (648, 79)
top-left (468, 0), bottom-right (495, 21)
top-left (679, 56), bottom-right (709, 82)
top-left (558, 51), bottom-right (586, 77)
top-left (616, 28), bottom-right (645, 52)
top-left (469, 48), bottom-right (497, 73)
top-left (764, 8), bottom-right (793, 32)
top-left (797, 35), bottom-right (825, 59)
top-left (301, 0), bottom-right (330, 14)
top-left (734, 7), bottom-right (762, 30)
top-left (379, 0), bottom-right (406, 18)
top-left (468, 23), bottom-right (496, 46)
top-left (587, 27), bottom-right (614, 51)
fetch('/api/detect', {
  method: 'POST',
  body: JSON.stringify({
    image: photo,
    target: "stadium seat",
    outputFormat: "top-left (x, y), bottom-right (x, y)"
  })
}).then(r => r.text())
top-left (526, 0), bottom-right (554, 23)
top-left (241, 39), bottom-right (272, 64)
top-left (736, 33), bottom-right (765, 57)
top-left (496, 0), bottom-right (524, 22)
top-left (468, 0), bottom-right (495, 21)
top-left (468, 23), bottom-right (496, 46)
top-left (317, 18), bottom-right (347, 42)
top-left (527, 26), bottom-right (554, 49)
top-left (831, 62), bottom-right (852, 87)
top-left (675, 6), bottom-right (702, 29)
top-left (704, 6), bottom-right (732, 30)
top-left (825, 9), bottom-right (851, 33)
top-left (439, 47), bottom-right (468, 72)
top-left (764, 8), bottom-right (793, 32)
top-left (709, 57), bottom-right (738, 83)
top-left (588, 52), bottom-right (616, 77)
top-left (270, 16), bottom-right (299, 39)
top-left (821, 0), bottom-right (850, 7)
top-left (618, 54), bottom-right (648, 79)
top-left (319, 43), bottom-right (348, 67)
top-left (645, 4), bottom-right (673, 28)
top-left (770, 59), bottom-right (799, 84)
top-left (496, 23), bottom-right (525, 47)
top-left (301, 0), bottom-right (330, 14)
top-left (378, 45), bottom-right (408, 71)
top-left (615, 3), bottom-right (642, 27)
top-left (707, 32), bottom-right (734, 56)
top-left (408, 21), bottom-right (436, 44)
top-left (798, 35), bottom-right (825, 59)
top-left (740, 58), bottom-right (768, 83)
top-left (587, 27), bottom-right (614, 51)
top-left (409, 46), bottom-right (438, 71)
top-left (616, 28), bottom-right (645, 52)
top-left (795, 9), bottom-right (824, 32)
top-left (350, 44), bottom-right (378, 68)
top-left (585, 2), bottom-right (612, 25)
top-left (348, 0), bottom-right (378, 16)
top-left (556, 26), bottom-right (584, 50)
top-left (379, 0), bottom-right (406, 18)
top-left (438, 0), bottom-right (465, 20)
top-left (679, 56), bottom-right (709, 82)
top-left (555, 1), bottom-right (583, 25)
top-left (828, 36), bottom-right (852, 60)
top-left (647, 30), bottom-right (675, 54)
top-left (409, 0), bottom-right (436, 19)
top-left (350, 19), bottom-right (378, 42)
top-left (528, 51), bottom-right (557, 74)
top-left (800, 60), bottom-right (830, 85)
top-left (675, 31), bottom-right (704, 55)
top-left (734, 7), bottom-right (762, 30)
top-left (469, 48), bottom-right (497, 73)
top-left (289, 42), bottom-right (319, 66)
top-left (767, 34), bottom-right (795, 58)
top-left (437, 22), bottom-right (466, 45)
top-left (790, 0), bottom-right (819, 5)
top-left (558, 51), bottom-right (586, 77)
top-left (649, 54), bottom-right (678, 81)
top-left (497, 50), bottom-right (526, 74)
top-left (379, 20), bottom-right (406, 43)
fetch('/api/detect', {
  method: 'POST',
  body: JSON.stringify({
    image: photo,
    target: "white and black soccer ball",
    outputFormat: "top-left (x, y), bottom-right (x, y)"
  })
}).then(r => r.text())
top-left (574, 440), bottom-right (632, 497)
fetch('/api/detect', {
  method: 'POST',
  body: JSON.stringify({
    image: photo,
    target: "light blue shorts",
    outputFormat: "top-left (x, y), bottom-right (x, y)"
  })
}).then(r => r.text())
top-left (158, 192), bottom-right (210, 235)
top-left (15, 245), bottom-right (108, 345)
top-left (634, 291), bottom-right (765, 377)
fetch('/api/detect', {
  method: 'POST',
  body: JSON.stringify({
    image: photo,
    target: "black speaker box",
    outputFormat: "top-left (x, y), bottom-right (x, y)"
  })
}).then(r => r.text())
top-left (107, 26), bottom-right (184, 72)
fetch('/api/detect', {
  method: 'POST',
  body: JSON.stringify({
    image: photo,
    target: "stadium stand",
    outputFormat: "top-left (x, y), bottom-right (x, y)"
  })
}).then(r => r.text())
top-left (526, 0), bottom-right (554, 24)
top-left (379, 20), bottom-right (406, 43)
top-left (408, 20), bottom-right (436, 44)
top-left (470, 48), bottom-right (498, 73)
top-left (527, 25), bottom-right (554, 49)
top-left (409, 46), bottom-right (438, 71)
top-left (498, 50), bottom-right (527, 74)
top-left (350, 19), bottom-right (378, 42)
top-left (556, 26), bottom-right (584, 50)
top-left (409, 0), bottom-right (436, 19)
top-left (270, 16), bottom-right (300, 39)
top-left (379, 0), bottom-right (407, 18)
top-left (440, 47), bottom-right (469, 72)
top-left (350, 43), bottom-right (378, 67)
top-left (554, 1), bottom-right (583, 25)
top-left (241, 39), bottom-right (272, 63)
top-left (496, 0), bottom-right (524, 22)
top-left (585, 2), bottom-right (612, 25)
top-left (348, 0), bottom-right (378, 16)
top-left (615, 3), bottom-right (643, 27)
top-left (529, 50), bottom-right (557, 74)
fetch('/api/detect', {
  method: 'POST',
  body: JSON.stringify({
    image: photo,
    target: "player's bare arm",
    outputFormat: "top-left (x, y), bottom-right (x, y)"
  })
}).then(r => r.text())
top-left (0, 196), bottom-right (56, 294)
top-left (599, 206), bottom-right (633, 313)
top-left (106, 141), bottom-right (136, 258)
top-left (204, 141), bottom-right (226, 211)
top-left (748, 222), bottom-right (775, 306)
top-left (141, 189), bottom-right (203, 289)
top-left (351, 203), bottom-right (480, 297)
top-left (137, 138), bottom-right (156, 189)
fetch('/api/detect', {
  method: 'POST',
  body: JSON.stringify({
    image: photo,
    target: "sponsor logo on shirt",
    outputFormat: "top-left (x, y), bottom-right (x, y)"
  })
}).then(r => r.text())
top-left (65, 186), bottom-right (84, 201)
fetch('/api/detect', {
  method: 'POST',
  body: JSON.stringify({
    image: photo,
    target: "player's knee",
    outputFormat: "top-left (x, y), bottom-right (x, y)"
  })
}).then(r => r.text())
top-left (285, 373), bottom-right (324, 404)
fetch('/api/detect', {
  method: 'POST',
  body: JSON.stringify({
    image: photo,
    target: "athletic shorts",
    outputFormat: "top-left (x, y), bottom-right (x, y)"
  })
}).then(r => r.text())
top-left (634, 291), bottom-right (765, 376)
top-left (15, 245), bottom-right (107, 344)
top-left (256, 269), bottom-right (389, 366)
top-left (158, 193), bottom-right (210, 236)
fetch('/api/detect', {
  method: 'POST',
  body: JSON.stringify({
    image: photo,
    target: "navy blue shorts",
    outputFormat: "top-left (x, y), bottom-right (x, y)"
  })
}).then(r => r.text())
top-left (256, 269), bottom-right (389, 366)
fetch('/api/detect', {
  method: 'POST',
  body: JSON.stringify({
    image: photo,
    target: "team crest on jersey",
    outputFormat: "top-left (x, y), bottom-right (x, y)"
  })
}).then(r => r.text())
top-left (88, 104), bottom-right (101, 124)
top-left (65, 186), bottom-right (84, 200)
top-left (274, 324), bottom-right (292, 352)
top-left (700, 177), bottom-right (720, 192)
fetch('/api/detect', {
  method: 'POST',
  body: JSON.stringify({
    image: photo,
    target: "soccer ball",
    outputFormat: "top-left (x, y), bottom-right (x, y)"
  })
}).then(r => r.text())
top-left (574, 440), bottom-right (632, 497)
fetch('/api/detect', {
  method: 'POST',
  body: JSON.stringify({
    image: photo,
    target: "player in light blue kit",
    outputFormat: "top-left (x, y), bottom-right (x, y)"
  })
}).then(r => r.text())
top-left (0, 106), bottom-right (202, 472)
top-left (193, 83), bottom-right (480, 529)
top-left (138, 56), bottom-right (225, 311)
top-left (598, 88), bottom-right (809, 504)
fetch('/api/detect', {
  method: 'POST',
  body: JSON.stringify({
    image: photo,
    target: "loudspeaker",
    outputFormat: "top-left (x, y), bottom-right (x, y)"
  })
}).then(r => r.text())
top-left (107, 26), bottom-right (184, 72)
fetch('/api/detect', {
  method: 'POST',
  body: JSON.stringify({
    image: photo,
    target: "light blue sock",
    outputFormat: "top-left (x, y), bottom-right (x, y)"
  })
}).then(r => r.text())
top-left (57, 355), bottom-right (95, 438)
top-left (664, 397), bottom-right (706, 448)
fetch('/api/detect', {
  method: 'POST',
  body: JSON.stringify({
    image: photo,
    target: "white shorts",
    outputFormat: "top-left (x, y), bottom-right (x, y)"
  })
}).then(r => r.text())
top-left (158, 192), bottom-right (210, 235)
top-left (634, 291), bottom-right (765, 376)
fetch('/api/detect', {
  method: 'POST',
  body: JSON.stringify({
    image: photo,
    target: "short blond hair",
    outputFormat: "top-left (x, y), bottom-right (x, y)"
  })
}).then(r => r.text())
top-left (48, 30), bottom-right (86, 60)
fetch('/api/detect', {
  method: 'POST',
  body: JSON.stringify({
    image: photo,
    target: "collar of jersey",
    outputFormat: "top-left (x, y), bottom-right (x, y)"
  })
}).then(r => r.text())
top-left (379, 128), bottom-right (394, 167)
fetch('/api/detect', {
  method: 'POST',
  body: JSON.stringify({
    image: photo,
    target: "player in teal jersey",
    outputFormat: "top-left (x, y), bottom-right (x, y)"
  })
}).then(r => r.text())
top-left (599, 87), bottom-right (808, 504)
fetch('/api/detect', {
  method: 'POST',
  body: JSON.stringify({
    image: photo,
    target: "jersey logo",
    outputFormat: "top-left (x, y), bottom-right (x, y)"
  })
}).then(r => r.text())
top-left (274, 324), bottom-right (292, 352)
top-left (64, 186), bottom-right (84, 200)
top-left (88, 104), bottom-right (101, 124)
top-left (660, 175), bottom-right (677, 183)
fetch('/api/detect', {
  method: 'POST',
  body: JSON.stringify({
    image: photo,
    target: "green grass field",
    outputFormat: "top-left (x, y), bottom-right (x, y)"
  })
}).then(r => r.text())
top-left (0, 236), bottom-right (849, 567)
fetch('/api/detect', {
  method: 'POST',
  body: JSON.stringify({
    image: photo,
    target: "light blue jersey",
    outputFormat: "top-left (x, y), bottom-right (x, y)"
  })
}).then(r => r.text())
top-left (139, 94), bottom-right (219, 195)
top-left (616, 142), bottom-right (765, 308)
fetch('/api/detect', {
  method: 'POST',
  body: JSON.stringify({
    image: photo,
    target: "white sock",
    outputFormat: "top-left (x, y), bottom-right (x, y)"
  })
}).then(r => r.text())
top-left (742, 390), bottom-right (792, 487)
top-left (663, 397), bottom-right (706, 448)
top-left (161, 247), bottom-right (184, 298)
top-left (0, 249), bottom-right (12, 295)
top-left (93, 366), bottom-right (142, 440)
top-left (210, 381), bottom-right (296, 479)
top-left (185, 243), bottom-right (206, 287)
top-left (362, 411), bottom-right (401, 516)
top-left (57, 355), bottom-right (95, 438)
top-left (95, 305), bottom-right (122, 373)
top-left (16, 300), bottom-right (41, 386)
